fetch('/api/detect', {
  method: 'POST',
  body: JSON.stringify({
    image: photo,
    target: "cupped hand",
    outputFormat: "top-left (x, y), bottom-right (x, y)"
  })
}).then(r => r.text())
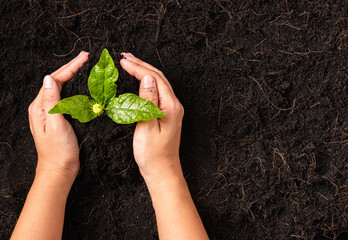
top-left (120, 53), bottom-right (184, 182)
top-left (28, 52), bottom-right (89, 183)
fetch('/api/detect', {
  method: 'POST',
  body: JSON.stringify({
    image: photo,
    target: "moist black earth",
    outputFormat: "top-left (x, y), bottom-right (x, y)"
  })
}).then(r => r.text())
top-left (0, 1), bottom-right (347, 239)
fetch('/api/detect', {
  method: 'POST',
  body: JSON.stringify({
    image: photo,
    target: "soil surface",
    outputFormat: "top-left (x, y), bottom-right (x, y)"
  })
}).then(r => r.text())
top-left (1, 1), bottom-right (347, 239)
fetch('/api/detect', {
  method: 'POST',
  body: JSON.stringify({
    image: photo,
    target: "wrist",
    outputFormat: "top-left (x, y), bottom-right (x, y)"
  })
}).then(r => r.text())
top-left (140, 157), bottom-right (184, 185)
top-left (36, 157), bottom-right (79, 181)
top-left (143, 167), bottom-right (187, 194)
top-left (144, 170), bottom-right (190, 213)
top-left (35, 166), bottom-right (77, 196)
top-left (34, 171), bottom-right (74, 197)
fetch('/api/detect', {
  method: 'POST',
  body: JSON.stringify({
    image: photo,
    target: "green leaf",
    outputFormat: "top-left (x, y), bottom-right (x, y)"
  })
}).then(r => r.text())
top-left (49, 95), bottom-right (97, 123)
top-left (88, 49), bottom-right (118, 105)
top-left (106, 93), bottom-right (165, 124)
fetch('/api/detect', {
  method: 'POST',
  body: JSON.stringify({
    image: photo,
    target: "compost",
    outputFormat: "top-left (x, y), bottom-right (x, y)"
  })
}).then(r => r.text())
top-left (0, 1), bottom-right (347, 239)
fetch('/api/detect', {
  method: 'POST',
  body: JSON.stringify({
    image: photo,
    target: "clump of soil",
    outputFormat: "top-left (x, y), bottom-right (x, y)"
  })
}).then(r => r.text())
top-left (0, 1), bottom-right (347, 239)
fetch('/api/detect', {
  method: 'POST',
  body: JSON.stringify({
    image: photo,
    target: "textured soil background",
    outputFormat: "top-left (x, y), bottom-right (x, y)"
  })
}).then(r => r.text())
top-left (1, 0), bottom-right (347, 239)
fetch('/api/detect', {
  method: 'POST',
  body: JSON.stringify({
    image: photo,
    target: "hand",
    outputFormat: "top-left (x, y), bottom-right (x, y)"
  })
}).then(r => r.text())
top-left (28, 52), bottom-right (89, 185)
top-left (120, 53), bottom-right (185, 182)
top-left (120, 53), bottom-right (208, 240)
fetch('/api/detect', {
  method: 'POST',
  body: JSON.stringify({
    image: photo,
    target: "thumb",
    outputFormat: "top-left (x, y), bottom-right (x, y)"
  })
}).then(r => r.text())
top-left (139, 75), bottom-right (158, 107)
top-left (42, 75), bottom-right (66, 130)
top-left (137, 75), bottom-right (159, 130)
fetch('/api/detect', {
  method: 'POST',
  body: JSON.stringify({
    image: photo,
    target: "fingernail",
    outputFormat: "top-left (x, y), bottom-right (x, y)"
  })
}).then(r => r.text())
top-left (43, 75), bottom-right (53, 88)
top-left (143, 75), bottom-right (154, 88)
top-left (78, 51), bottom-right (88, 57)
top-left (121, 52), bottom-right (134, 59)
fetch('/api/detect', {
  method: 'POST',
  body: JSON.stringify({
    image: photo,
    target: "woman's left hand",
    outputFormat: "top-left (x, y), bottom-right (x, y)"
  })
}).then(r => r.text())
top-left (28, 51), bottom-right (89, 185)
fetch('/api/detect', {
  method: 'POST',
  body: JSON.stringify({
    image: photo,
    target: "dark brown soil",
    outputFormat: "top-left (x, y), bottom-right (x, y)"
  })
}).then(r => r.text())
top-left (1, 1), bottom-right (347, 239)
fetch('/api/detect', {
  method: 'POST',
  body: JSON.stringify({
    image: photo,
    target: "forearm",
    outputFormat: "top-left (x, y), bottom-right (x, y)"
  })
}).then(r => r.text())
top-left (11, 172), bottom-right (73, 240)
top-left (144, 164), bottom-right (209, 240)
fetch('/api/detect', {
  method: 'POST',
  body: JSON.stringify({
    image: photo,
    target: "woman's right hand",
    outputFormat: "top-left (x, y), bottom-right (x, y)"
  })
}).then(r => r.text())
top-left (120, 53), bottom-right (185, 182)
top-left (121, 53), bottom-right (209, 240)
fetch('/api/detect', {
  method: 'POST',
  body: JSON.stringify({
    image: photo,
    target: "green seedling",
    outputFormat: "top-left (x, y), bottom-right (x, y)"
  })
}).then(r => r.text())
top-left (49, 49), bottom-right (164, 123)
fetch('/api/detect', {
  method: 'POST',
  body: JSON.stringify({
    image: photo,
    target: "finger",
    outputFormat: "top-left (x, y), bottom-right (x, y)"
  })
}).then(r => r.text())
top-left (136, 75), bottom-right (160, 130)
top-left (28, 98), bottom-right (45, 136)
top-left (121, 53), bottom-right (174, 92)
top-left (28, 83), bottom-right (46, 135)
top-left (42, 75), bottom-right (66, 132)
top-left (51, 51), bottom-right (89, 90)
top-left (121, 58), bottom-right (181, 129)
top-left (139, 75), bottom-right (159, 107)
top-left (120, 58), bottom-right (175, 100)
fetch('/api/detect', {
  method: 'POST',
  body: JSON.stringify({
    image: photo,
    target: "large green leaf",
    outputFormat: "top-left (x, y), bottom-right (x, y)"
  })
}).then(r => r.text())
top-left (49, 95), bottom-right (97, 123)
top-left (106, 93), bottom-right (165, 124)
top-left (88, 49), bottom-right (118, 105)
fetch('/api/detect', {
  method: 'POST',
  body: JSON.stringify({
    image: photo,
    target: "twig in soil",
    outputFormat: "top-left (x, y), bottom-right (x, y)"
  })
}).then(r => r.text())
top-left (323, 176), bottom-right (339, 195)
top-left (218, 96), bottom-right (223, 126)
top-left (58, 23), bottom-right (82, 42)
top-left (215, 0), bottom-right (261, 19)
top-left (269, 10), bottom-right (293, 24)
top-left (274, 22), bottom-right (301, 31)
top-left (174, 0), bottom-right (182, 8)
top-left (255, 157), bottom-right (266, 174)
top-left (285, 0), bottom-right (290, 13)
top-left (218, 96), bottom-right (233, 126)
top-left (155, 3), bottom-right (166, 45)
top-left (0, 93), bottom-right (5, 107)
top-left (273, 148), bottom-right (290, 170)
top-left (57, 8), bottom-right (95, 19)
top-left (115, 162), bottom-right (132, 175)
top-left (310, 102), bottom-right (321, 108)
top-left (0, 49), bottom-right (6, 58)
top-left (115, 135), bottom-right (130, 143)
top-left (192, 31), bottom-right (212, 51)
top-left (0, 210), bottom-right (10, 217)
top-left (290, 234), bottom-right (305, 239)
top-left (248, 76), bottom-right (296, 112)
top-left (81, 207), bottom-right (96, 225)
top-left (212, 172), bottom-right (228, 189)
top-left (205, 182), bottom-right (216, 197)
top-left (337, 195), bottom-right (348, 203)
top-left (278, 48), bottom-right (323, 57)
top-left (224, 181), bottom-right (250, 190)
top-left (156, 48), bottom-right (166, 70)
top-left (240, 201), bottom-right (256, 220)
top-left (323, 139), bottom-right (348, 145)
top-left (322, 214), bottom-right (340, 239)
top-left (315, 192), bottom-right (329, 201)
top-left (0, 142), bottom-right (12, 150)
top-left (225, 47), bottom-right (262, 62)
top-left (79, 136), bottom-right (89, 152)
top-left (331, 111), bottom-right (340, 141)
top-left (290, 177), bottom-right (311, 185)
top-left (241, 185), bottom-right (245, 200)
top-left (109, 11), bottom-right (126, 21)
top-left (53, 36), bottom-right (88, 57)
top-left (197, 181), bottom-right (210, 197)
top-left (335, 17), bottom-right (348, 24)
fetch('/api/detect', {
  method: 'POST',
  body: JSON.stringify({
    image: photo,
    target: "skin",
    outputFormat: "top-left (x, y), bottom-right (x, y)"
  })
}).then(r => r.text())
top-left (11, 51), bottom-right (89, 240)
top-left (11, 51), bottom-right (209, 240)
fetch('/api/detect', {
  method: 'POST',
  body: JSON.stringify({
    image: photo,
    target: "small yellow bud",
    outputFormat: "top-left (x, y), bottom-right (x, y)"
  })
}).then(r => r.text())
top-left (92, 103), bottom-right (103, 115)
